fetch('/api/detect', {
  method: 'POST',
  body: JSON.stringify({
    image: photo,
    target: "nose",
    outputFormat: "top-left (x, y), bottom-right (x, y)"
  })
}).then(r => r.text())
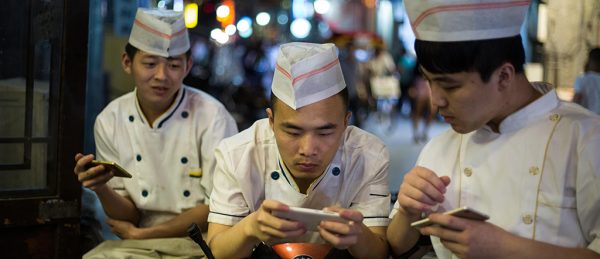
top-left (154, 63), bottom-right (167, 81)
top-left (430, 83), bottom-right (448, 109)
top-left (298, 134), bottom-right (318, 157)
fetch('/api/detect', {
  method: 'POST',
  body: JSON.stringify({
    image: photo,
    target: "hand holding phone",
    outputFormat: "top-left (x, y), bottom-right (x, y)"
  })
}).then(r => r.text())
top-left (89, 160), bottom-right (133, 178)
top-left (272, 207), bottom-right (347, 231)
top-left (410, 206), bottom-right (489, 228)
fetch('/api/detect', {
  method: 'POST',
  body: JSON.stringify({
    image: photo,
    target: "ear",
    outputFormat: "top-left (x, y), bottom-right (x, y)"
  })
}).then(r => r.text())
top-left (344, 111), bottom-right (351, 127)
top-left (185, 56), bottom-right (194, 75)
top-left (121, 52), bottom-right (132, 75)
top-left (496, 62), bottom-right (515, 91)
top-left (266, 108), bottom-right (274, 129)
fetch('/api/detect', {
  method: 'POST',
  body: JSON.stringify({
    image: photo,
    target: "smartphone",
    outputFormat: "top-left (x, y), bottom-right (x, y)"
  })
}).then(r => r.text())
top-left (90, 160), bottom-right (133, 178)
top-left (272, 207), bottom-right (347, 231)
top-left (410, 206), bottom-right (489, 228)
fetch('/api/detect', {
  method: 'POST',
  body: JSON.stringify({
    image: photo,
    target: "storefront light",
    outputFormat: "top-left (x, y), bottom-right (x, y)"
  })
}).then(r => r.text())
top-left (314, 0), bottom-right (330, 15)
top-left (256, 12), bottom-right (271, 26)
top-left (290, 18), bottom-right (311, 39)
top-left (184, 3), bottom-right (198, 28)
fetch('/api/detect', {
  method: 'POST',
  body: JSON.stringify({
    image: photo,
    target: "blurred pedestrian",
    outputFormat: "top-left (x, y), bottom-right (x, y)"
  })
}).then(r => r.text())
top-left (573, 47), bottom-right (600, 114)
top-left (408, 66), bottom-right (435, 143)
top-left (396, 46), bottom-right (417, 117)
top-left (367, 43), bottom-right (400, 132)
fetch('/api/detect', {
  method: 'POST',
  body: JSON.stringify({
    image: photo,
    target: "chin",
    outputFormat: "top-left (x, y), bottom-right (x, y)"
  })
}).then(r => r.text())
top-left (292, 169), bottom-right (322, 179)
top-left (450, 125), bottom-right (474, 134)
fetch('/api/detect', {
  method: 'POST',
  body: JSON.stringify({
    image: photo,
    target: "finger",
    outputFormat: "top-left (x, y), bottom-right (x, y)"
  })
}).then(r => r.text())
top-left (258, 224), bottom-right (306, 240)
top-left (75, 153), bottom-right (84, 161)
top-left (415, 176), bottom-right (446, 203)
top-left (258, 210), bottom-right (304, 231)
top-left (318, 226), bottom-right (357, 249)
top-left (74, 154), bottom-right (95, 174)
top-left (397, 193), bottom-right (432, 214)
top-left (413, 166), bottom-right (447, 193)
top-left (400, 182), bottom-right (440, 206)
top-left (82, 170), bottom-right (113, 189)
top-left (106, 218), bottom-right (116, 227)
top-left (319, 220), bottom-right (361, 236)
top-left (428, 213), bottom-right (468, 231)
top-left (419, 222), bottom-right (462, 242)
top-left (440, 176), bottom-right (451, 186)
top-left (261, 199), bottom-right (289, 212)
top-left (78, 165), bottom-right (108, 182)
top-left (337, 209), bottom-right (363, 222)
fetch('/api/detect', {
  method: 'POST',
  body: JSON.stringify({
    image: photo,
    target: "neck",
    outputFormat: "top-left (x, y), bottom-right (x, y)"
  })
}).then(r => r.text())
top-left (487, 76), bottom-right (542, 133)
top-left (282, 161), bottom-right (324, 194)
top-left (294, 177), bottom-right (314, 194)
top-left (137, 91), bottom-right (178, 127)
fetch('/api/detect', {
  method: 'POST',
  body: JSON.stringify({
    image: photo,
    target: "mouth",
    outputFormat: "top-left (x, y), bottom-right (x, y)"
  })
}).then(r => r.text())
top-left (440, 113), bottom-right (454, 122)
top-left (151, 86), bottom-right (169, 95)
top-left (296, 162), bottom-right (319, 172)
top-left (442, 115), bottom-right (454, 124)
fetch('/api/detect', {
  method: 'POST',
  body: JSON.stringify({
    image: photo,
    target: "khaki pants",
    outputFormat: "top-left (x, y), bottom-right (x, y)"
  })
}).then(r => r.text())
top-left (84, 237), bottom-right (206, 259)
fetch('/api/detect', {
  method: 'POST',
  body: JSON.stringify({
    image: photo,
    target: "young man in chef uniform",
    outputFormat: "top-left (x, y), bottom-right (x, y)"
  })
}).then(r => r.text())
top-left (74, 8), bottom-right (238, 258)
top-left (206, 42), bottom-right (391, 258)
top-left (387, 1), bottom-right (600, 258)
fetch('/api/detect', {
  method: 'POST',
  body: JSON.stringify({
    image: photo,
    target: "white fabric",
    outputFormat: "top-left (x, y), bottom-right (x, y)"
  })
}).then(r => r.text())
top-left (84, 237), bottom-right (205, 259)
top-left (404, 0), bottom-right (530, 41)
top-left (208, 119), bottom-right (390, 244)
top-left (272, 42), bottom-right (346, 110)
top-left (390, 84), bottom-right (600, 258)
top-left (95, 86), bottom-right (238, 227)
top-left (574, 71), bottom-right (600, 115)
top-left (129, 8), bottom-right (190, 57)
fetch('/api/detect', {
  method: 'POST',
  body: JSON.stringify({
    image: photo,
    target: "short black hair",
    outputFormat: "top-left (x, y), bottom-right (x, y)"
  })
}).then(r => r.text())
top-left (415, 35), bottom-right (525, 82)
top-left (124, 42), bottom-right (192, 60)
top-left (587, 47), bottom-right (600, 70)
top-left (270, 87), bottom-right (349, 114)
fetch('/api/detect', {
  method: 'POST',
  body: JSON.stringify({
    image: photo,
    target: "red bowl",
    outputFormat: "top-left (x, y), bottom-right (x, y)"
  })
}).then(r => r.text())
top-left (271, 243), bottom-right (332, 259)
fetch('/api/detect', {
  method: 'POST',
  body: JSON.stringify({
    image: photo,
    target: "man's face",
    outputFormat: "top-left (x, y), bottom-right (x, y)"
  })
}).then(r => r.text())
top-left (122, 50), bottom-right (192, 110)
top-left (422, 67), bottom-right (503, 133)
top-left (268, 94), bottom-right (350, 182)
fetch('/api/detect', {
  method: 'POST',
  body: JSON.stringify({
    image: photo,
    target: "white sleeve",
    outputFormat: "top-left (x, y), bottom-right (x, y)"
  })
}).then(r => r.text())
top-left (200, 107), bottom-right (238, 203)
top-left (577, 124), bottom-right (600, 254)
top-left (389, 200), bottom-right (401, 219)
top-left (207, 142), bottom-right (250, 226)
top-left (349, 147), bottom-right (391, 227)
top-left (93, 114), bottom-right (127, 197)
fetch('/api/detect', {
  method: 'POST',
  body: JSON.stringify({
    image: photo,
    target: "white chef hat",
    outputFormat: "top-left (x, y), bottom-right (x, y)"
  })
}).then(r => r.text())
top-left (128, 8), bottom-right (190, 57)
top-left (404, 0), bottom-right (530, 42)
top-left (271, 42), bottom-right (346, 110)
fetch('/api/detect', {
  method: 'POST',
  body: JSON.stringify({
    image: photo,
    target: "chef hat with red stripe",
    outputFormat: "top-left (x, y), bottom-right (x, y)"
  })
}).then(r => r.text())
top-left (271, 42), bottom-right (346, 110)
top-left (128, 8), bottom-right (190, 57)
top-left (404, 0), bottom-right (530, 42)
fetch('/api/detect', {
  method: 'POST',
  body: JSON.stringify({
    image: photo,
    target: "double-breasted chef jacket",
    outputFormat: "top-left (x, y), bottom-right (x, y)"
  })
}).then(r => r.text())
top-left (390, 83), bottom-right (600, 258)
top-left (208, 118), bottom-right (391, 244)
top-left (97, 85), bottom-right (238, 227)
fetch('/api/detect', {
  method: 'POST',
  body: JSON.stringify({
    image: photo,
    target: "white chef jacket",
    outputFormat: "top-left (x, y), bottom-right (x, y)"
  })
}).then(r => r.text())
top-left (208, 119), bottom-right (391, 244)
top-left (390, 83), bottom-right (600, 258)
top-left (95, 85), bottom-right (238, 227)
